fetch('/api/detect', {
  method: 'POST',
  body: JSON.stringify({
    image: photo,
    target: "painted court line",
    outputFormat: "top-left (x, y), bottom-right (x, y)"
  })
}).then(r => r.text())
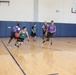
top-left (25, 43), bottom-right (69, 51)
top-left (48, 73), bottom-right (59, 75)
top-left (26, 43), bottom-right (76, 52)
top-left (2, 41), bottom-right (26, 75)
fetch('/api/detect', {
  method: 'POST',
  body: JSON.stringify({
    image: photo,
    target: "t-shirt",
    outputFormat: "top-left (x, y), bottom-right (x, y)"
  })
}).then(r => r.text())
top-left (12, 26), bottom-right (20, 33)
top-left (48, 25), bottom-right (56, 33)
top-left (19, 31), bottom-right (28, 39)
top-left (32, 26), bottom-right (36, 33)
top-left (42, 24), bottom-right (48, 32)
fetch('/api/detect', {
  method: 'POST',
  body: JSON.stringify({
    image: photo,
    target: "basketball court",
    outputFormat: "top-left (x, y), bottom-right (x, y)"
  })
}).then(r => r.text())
top-left (0, 37), bottom-right (76, 75)
top-left (0, 0), bottom-right (76, 75)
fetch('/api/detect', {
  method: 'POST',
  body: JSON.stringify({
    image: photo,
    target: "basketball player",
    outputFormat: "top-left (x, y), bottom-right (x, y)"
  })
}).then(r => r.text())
top-left (15, 27), bottom-right (29, 48)
top-left (43, 20), bottom-right (56, 45)
top-left (31, 23), bottom-right (36, 41)
top-left (42, 21), bottom-right (48, 39)
top-left (8, 23), bottom-right (20, 45)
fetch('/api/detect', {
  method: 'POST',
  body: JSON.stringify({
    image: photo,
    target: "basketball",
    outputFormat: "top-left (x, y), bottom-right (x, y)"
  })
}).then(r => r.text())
top-left (15, 32), bottom-right (20, 38)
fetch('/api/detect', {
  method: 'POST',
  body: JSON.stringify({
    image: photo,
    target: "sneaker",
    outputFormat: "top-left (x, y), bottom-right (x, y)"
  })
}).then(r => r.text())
top-left (15, 44), bottom-right (17, 46)
top-left (7, 43), bottom-right (10, 46)
top-left (15, 44), bottom-right (19, 48)
top-left (14, 44), bottom-right (17, 47)
top-left (17, 45), bottom-right (19, 48)
top-left (43, 41), bottom-right (45, 44)
top-left (51, 43), bottom-right (52, 45)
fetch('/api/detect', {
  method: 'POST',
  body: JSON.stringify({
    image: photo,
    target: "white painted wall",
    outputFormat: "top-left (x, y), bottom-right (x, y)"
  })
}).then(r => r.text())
top-left (38, 0), bottom-right (76, 23)
top-left (0, 0), bottom-right (34, 21)
top-left (0, 0), bottom-right (76, 23)
top-left (63, 0), bottom-right (76, 23)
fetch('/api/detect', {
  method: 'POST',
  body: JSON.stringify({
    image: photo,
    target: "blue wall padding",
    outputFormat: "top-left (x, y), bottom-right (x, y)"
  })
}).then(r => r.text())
top-left (0, 21), bottom-right (76, 37)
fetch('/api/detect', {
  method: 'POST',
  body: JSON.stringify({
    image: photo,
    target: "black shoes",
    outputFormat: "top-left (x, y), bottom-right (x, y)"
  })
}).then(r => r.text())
top-left (51, 43), bottom-right (52, 45)
top-left (46, 38), bottom-right (49, 41)
top-left (15, 44), bottom-right (19, 48)
top-left (42, 41), bottom-right (45, 44)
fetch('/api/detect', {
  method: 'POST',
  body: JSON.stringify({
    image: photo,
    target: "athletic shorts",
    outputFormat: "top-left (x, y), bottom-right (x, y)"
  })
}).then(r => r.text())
top-left (47, 32), bottom-right (54, 38)
top-left (17, 37), bottom-right (24, 42)
top-left (10, 32), bottom-right (15, 39)
top-left (31, 32), bottom-right (36, 37)
top-left (43, 31), bottom-right (46, 36)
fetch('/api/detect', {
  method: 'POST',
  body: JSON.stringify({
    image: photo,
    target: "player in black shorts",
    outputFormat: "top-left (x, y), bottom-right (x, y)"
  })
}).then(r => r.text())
top-left (15, 27), bottom-right (29, 48)
top-left (43, 20), bottom-right (56, 45)
top-left (42, 21), bottom-right (48, 39)
top-left (31, 23), bottom-right (36, 41)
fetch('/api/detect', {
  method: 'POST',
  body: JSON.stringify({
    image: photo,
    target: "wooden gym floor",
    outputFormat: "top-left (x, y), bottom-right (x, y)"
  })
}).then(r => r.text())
top-left (0, 37), bottom-right (76, 75)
